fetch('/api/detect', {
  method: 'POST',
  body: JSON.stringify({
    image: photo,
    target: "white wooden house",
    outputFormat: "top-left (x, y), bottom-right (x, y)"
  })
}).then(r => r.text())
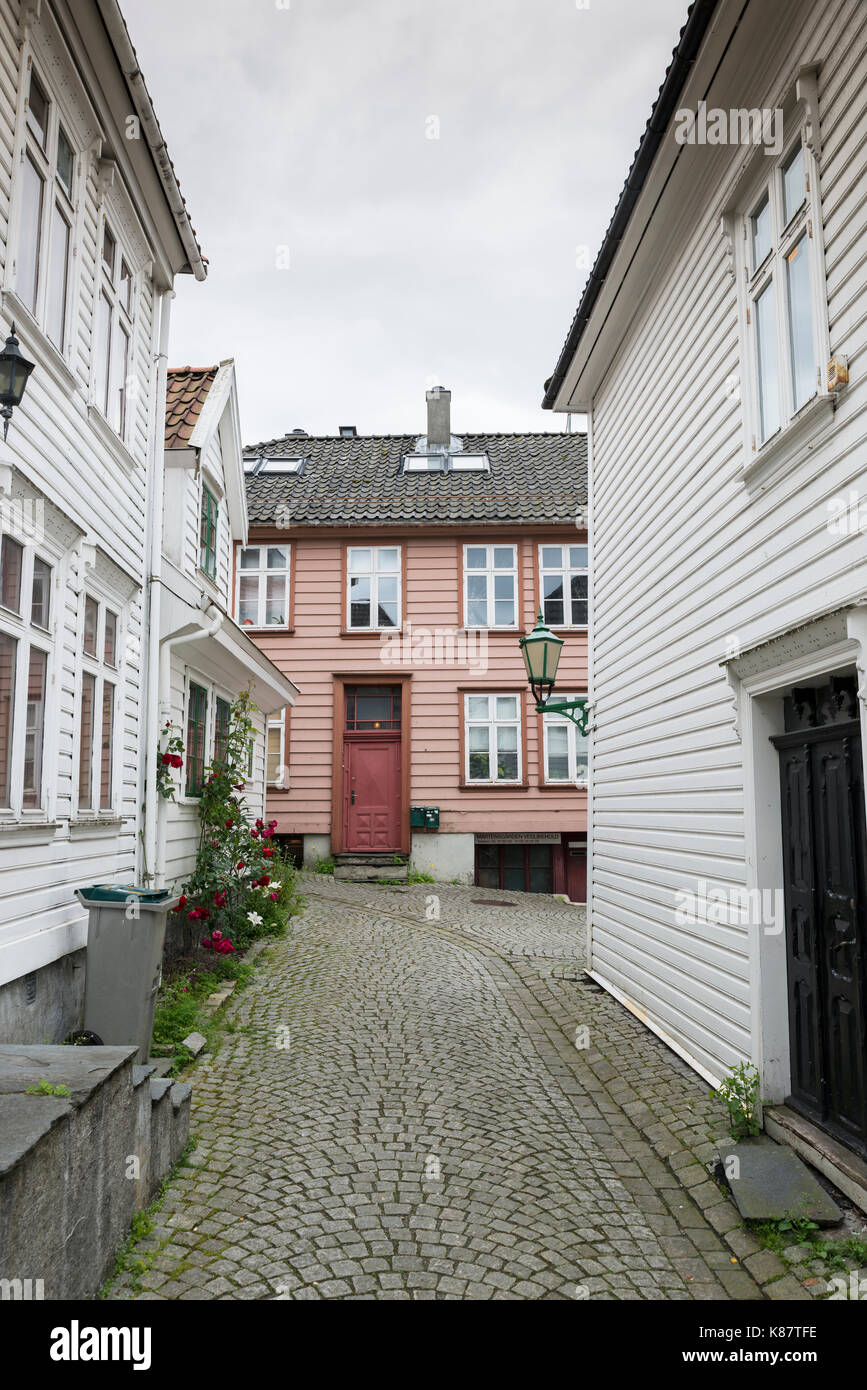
top-left (544, 0), bottom-right (867, 1188)
top-left (0, 0), bottom-right (206, 1042)
top-left (156, 362), bottom-right (297, 893)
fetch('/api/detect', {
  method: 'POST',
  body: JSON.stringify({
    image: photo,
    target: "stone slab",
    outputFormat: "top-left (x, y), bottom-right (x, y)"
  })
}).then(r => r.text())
top-left (717, 1135), bottom-right (843, 1226)
top-left (181, 1032), bottom-right (207, 1056)
top-left (0, 1093), bottom-right (71, 1174)
top-left (0, 1044), bottom-right (136, 1103)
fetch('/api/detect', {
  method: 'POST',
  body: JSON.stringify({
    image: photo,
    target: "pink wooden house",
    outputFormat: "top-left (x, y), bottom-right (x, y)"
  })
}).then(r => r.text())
top-left (236, 389), bottom-right (588, 898)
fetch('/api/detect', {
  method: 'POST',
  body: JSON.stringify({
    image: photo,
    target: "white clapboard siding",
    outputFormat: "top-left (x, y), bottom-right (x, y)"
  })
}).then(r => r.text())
top-left (587, 0), bottom-right (867, 1083)
top-left (0, 0), bottom-right (170, 985)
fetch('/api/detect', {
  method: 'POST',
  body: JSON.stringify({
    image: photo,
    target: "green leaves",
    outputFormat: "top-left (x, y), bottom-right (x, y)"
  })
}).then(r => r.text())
top-left (709, 1060), bottom-right (761, 1139)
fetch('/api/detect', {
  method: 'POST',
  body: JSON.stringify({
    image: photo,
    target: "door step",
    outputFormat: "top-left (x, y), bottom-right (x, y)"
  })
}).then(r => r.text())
top-left (764, 1105), bottom-right (867, 1215)
top-left (715, 1133), bottom-right (842, 1225)
top-left (333, 854), bottom-right (409, 883)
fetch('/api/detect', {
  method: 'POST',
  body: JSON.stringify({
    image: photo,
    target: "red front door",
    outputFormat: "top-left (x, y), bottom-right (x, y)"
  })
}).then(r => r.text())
top-left (344, 738), bottom-right (402, 851)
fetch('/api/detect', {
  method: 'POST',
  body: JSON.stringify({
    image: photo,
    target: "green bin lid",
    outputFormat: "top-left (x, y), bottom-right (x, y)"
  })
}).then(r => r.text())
top-left (78, 884), bottom-right (171, 904)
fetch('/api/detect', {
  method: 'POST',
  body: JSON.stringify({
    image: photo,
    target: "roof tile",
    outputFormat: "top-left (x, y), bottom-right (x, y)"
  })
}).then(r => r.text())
top-left (244, 432), bottom-right (587, 528)
top-left (165, 366), bottom-right (218, 450)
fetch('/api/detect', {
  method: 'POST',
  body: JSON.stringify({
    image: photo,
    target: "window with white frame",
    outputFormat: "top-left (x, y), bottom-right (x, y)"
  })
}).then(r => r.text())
top-left (93, 216), bottom-right (136, 439)
top-left (464, 693), bottom-right (522, 784)
top-left (236, 544), bottom-right (290, 627)
top-left (742, 134), bottom-right (824, 448)
top-left (539, 544), bottom-right (588, 627)
top-left (543, 695), bottom-right (588, 785)
top-left (15, 62), bottom-right (77, 353)
top-left (267, 713), bottom-right (286, 785)
top-left (464, 544), bottom-right (517, 628)
top-left (0, 533), bottom-right (54, 815)
top-left (76, 594), bottom-right (118, 813)
top-left (347, 546), bottom-right (400, 630)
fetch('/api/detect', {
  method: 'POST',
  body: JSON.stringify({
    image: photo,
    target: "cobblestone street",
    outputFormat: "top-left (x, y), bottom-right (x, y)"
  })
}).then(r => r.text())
top-left (109, 878), bottom-right (769, 1301)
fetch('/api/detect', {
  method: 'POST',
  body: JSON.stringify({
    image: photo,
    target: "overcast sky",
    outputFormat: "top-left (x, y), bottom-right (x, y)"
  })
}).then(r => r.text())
top-left (123, 0), bottom-right (687, 444)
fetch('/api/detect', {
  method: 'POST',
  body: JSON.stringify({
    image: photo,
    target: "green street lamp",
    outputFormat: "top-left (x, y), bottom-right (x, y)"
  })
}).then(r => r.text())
top-left (519, 610), bottom-right (588, 734)
top-left (0, 325), bottom-right (35, 441)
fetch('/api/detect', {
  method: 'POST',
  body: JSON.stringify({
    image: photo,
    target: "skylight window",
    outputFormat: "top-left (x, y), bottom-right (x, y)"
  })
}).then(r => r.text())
top-left (403, 455), bottom-right (446, 472)
top-left (450, 454), bottom-right (489, 472)
top-left (247, 456), bottom-right (304, 475)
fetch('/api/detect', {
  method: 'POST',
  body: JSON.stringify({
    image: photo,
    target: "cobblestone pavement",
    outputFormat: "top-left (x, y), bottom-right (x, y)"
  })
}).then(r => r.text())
top-left (108, 877), bottom-right (777, 1301)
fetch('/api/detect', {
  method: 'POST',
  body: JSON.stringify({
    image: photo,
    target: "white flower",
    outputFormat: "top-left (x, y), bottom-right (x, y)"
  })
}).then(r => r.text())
top-left (246, 911), bottom-right (263, 926)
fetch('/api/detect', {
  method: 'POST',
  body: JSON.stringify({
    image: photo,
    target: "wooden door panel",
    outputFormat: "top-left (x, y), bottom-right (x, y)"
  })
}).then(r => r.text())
top-left (345, 739), bottom-right (401, 852)
top-left (775, 698), bottom-right (867, 1155)
top-left (778, 742), bottom-right (824, 1118)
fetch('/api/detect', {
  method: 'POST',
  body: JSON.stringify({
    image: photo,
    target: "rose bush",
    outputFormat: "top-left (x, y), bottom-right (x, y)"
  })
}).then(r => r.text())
top-left (173, 690), bottom-right (298, 947)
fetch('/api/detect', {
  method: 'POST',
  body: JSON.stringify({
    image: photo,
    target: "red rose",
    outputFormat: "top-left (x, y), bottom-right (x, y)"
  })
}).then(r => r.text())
top-left (170, 754), bottom-right (183, 768)
top-left (174, 894), bottom-right (188, 912)
top-left (161, 752), bottom-right (172, 765)
top-left (269, 892), bottom-right (278, 901)
top-left (263, 848), bottom-right (274, 859)
top-left (225, 819), bottom-right (234, 829)
top-left (237, 861), bottom-right (245, 871)
top-left (259, 874), bottom-right (270, 887)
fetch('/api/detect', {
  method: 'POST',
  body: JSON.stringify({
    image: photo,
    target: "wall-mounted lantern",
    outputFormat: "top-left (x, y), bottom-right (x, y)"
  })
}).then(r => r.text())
top-left (0, 325), bottom-right (35, 441)
top-left (519, 610), bottom-right (588, 733)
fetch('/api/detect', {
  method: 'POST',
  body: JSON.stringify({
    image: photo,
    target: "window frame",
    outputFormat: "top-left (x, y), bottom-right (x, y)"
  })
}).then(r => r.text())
top-left (462, 543), bottom-right (519, 630)
top-left (185, 680), bottom-right (209, 798)
top-left (541, 693), bottom-right (589, 786)
top-left (735, 125), bottom-right (830, 460)
top-left (199, 484), bottom-right (219, 582)
top-left (345, 544), bottom-right (402, 632)
top-left (266, 712), bottom-right (287, 787)
top-left (74, 592), bottom-right (120, 817)
top-left (235, 543), bottom-right (291, 630)
top-left (92, 212), bottom-right (137, 442)
top-left (538, 544), bottom-right (588, 630)
top-left (12, 59), bottom-right (78, 357)
top-left (0, 531), bottom-right (56, 819)
top-left (462, 691), bottom-right (524, 787)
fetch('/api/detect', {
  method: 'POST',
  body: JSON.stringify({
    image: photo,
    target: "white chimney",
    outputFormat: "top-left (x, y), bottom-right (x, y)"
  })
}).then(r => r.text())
top-left (426, 386), bottom-right (451, 449)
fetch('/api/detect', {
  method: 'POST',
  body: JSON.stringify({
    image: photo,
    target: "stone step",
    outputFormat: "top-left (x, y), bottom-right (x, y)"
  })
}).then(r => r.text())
top-left (334, 864), bottom-right (409, 882)
top-left (716, 1133), bottom-right (843, 1225)
top-left (333, 853), bottom-right (409, 883)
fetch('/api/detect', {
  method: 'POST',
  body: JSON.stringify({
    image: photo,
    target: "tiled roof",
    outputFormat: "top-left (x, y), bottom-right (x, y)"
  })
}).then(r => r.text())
top-left (165, 366), bottom-right (218, 450)
top-left (244, 433), bottom-right (587, 528)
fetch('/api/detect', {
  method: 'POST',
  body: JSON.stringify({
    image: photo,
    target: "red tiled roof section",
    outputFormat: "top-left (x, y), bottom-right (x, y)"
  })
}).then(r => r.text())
top-left (164, 366), bottom-right (218, 450)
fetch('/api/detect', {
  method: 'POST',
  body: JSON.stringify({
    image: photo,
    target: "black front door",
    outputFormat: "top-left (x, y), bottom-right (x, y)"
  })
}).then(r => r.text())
top-left (773, 677), bottom-right (867, 1155)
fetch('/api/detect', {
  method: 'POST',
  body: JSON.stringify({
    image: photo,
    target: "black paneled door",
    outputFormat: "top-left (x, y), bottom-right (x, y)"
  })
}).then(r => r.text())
top-left (773, 678), bottom-right (867, 1155)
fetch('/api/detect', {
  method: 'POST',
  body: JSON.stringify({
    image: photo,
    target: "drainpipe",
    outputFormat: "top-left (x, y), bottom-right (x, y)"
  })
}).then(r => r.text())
top-left (154, 603), bottom-right (225, 888)
top-left (140, 287), bottom-right (173, 885)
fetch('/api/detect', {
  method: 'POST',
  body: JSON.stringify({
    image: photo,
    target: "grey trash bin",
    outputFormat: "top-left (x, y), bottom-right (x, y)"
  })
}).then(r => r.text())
top-left (75, 885), bottom-right (180, 1063)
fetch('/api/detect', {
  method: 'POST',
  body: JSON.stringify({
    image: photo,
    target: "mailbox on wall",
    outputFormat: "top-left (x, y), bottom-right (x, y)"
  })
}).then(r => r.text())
top-left (410, 806), bottom-right (440, 830)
